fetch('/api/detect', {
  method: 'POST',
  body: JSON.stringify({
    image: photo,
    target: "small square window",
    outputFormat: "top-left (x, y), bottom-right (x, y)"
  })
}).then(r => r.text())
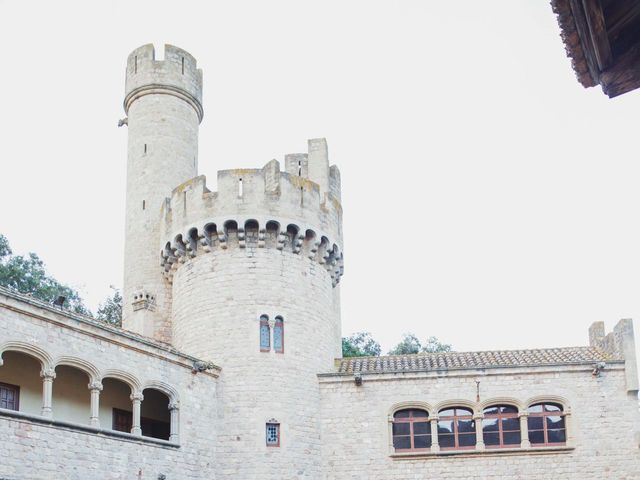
top-left (266, 422), bottom-right (280, 447)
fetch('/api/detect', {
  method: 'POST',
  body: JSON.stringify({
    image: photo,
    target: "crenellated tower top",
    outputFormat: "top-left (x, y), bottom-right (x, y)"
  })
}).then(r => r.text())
top-left (159, 138), bottom-right (344, 287)
top-left (124, 44), bottom-right (204, 123)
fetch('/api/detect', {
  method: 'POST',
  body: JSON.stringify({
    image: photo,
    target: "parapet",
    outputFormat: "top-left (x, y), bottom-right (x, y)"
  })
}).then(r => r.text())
top-left (124, 44), bottom-right (203, 122)
top-left (159, 157), bottom-right (344, 286)
top-left (589, 319), bottom-right (638, 392)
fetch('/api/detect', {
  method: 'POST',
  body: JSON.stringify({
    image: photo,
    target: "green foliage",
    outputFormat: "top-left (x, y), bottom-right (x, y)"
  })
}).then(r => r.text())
top-left (388, 333), bottom-right (452, 355)
top-left (342, 331), bottom-right (382, 357)
top-left (96, 286), bottom-right (123, 326)
top-left (0, 234), bottom-right (91, 315)
top-left (421, 335), bottom-right (453, 353)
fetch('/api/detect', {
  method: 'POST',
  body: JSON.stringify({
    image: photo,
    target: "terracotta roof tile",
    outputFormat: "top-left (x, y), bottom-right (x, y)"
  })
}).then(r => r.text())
top-left (335, 346), bottom-right (615, 374)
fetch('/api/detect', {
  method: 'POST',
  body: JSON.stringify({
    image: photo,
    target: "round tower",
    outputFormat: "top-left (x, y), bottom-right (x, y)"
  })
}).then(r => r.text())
top-left (122, 44), bottom-right (203, 341)
top-left (160, 140), bottom-right (344, 478)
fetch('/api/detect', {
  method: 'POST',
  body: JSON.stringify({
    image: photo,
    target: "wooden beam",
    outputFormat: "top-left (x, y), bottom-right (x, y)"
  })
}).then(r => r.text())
top-left (600, 43), bottom-right (640, 97)
top-left (582, 0), bottom-right (613, 70)
top-left (569, 0), bottom-right (600, 82)
top-left (607, 1), bottom-right (640, 42)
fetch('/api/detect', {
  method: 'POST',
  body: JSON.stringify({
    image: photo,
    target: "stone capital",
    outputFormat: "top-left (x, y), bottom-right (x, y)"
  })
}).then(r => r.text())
top-left (88, 381), bottom-right (103, 392)
top-left (168, 401), bottom-right (180, 411)
top-left (130, 392), bottom-right (144, 402)
top-left (40, 368), bottom-right (56, 380)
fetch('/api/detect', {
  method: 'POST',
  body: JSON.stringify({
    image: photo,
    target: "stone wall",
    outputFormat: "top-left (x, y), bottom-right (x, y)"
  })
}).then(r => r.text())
top-left (122, 44), bottom-right (202, 342)
top-left (0, 289), bottom-right (218, 480)
top-left (171, 238), bottom-right (341, 479)
top-left (318, 365), bottom-right (640, 479)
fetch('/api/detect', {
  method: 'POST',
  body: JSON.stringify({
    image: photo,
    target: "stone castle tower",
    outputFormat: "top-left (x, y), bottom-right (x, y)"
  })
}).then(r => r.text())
top-left (122, 44), bottom-right (344, 477)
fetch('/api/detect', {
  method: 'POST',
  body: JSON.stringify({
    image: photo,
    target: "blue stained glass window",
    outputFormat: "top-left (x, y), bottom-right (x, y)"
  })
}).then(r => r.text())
top-left (259, 315), bottom-right (270, 351)
top-left (266, 423), bottom-right (280, 446)
top-left (274, 316), bottom-right (284, 353)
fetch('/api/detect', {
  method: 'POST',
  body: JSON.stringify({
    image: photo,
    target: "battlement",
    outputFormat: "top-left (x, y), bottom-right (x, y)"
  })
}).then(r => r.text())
top-left (159, 157), bottom-right (344, 286)
top-left (124, 44), bottom-right (203, 122)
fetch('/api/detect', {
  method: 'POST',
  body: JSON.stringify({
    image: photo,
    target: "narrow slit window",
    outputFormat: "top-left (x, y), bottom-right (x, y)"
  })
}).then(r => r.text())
top-left (266, 422), bottom-right (280, 447)
top-left (273, 316), bottom-right (284, 353)
top-left (144, 143), bottom-right (147, 154)
top-left (142, 200), bottom-right (146, 210)
top-left (260, 315), bottom-right (270, 351)
top-left (134, 55), bottom-right (137, 74)
top-left (182, 57), bottom-right (185, 74)
top-left (238, 178), bottom-right (243, 197)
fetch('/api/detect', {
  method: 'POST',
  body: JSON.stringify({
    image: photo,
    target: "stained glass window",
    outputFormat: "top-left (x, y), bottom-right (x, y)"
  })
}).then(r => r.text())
top-left (274, 316), bottom-right (284, 353)
top-left (266, 422), bottom-right (280, 446)
top-left (260, 315), bottom-right (270, 351)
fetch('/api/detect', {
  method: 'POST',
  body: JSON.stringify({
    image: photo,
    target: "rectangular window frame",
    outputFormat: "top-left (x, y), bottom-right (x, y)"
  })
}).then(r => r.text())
top-left (0, 382), bottom-right (20, 411)
top-left (266, 422), bottom-right (280, 447)
top-left (392, 416), bottom-right (431, 452)
top-left (437, 410), bottom-right (476, 451)
top-left (112, 408), bottom-right (133, 433)
top-left (483, 410), bottom-right (521, 449)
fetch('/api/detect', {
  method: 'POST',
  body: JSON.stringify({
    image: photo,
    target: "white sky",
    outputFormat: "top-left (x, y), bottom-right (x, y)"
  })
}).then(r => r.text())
top-left (1, 1), bottom-right (640, 359)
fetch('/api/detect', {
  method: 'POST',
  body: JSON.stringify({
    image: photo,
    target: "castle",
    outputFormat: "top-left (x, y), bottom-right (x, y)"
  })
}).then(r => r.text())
top-left (0, 44), bottom-right (638, 479)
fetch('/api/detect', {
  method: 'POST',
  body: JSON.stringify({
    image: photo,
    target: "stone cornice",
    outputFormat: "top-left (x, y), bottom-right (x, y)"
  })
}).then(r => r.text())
top-left (124, 84), bottom-right (204, 122)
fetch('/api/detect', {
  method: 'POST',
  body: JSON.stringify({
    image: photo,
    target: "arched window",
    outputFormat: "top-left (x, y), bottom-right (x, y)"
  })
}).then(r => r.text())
top-left (527, 402), bottom-right (566, 446)
top-left (438, 407), bottom-right (475, 450)
top-left (273, 316), bottom-right (284, 353)
top-left (392, 408), bottom-right (431, 451)
top-left (0, 351), bottom-right (42, 415)
top-left (482, 405), bottom-right (521, 448)
top-left (259, 315), bottom-right (270, 352)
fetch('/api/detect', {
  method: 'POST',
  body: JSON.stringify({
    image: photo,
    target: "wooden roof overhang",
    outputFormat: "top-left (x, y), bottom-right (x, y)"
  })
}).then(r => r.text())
top-left (552, 0), bottom-right (640, 97)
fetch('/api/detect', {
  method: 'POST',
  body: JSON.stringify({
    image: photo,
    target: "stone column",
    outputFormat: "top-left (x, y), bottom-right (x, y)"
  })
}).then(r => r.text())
top-left (88, 382), bottom-right (103, 427)
top-left (519, 412), bottom-right (531, 448)
top-left (40, 368), bottom-right (56, 418)
top-left (130, 392), bottom-right (144, 435)
top-left (430, 417), bottom-right (440, 453)
top-left (474, 413), bottom-right (485, 450)
top-left (169, 401), bottom-right (180, 443)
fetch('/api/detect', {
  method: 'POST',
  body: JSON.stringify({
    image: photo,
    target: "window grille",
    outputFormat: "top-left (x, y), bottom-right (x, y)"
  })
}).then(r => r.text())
top-left (266, 422), bottom-right (280, 447)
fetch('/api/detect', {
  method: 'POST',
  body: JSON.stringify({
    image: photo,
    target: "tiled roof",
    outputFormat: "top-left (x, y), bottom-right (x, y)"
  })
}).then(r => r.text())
top-left (335, 347), bottom-right (616, 374)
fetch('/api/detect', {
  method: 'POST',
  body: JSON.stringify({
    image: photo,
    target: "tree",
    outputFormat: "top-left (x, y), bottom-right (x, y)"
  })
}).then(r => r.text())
top-left (0, 234), bottom-right (91, 315)
top-left (422, 335), bottom-right (452, 353)
top-left (388, 333), bottom-right (452, 355)
top-left (96, 286), bottom-right (122, 326)
top-left (342, 331), bottom-right (382, 357)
